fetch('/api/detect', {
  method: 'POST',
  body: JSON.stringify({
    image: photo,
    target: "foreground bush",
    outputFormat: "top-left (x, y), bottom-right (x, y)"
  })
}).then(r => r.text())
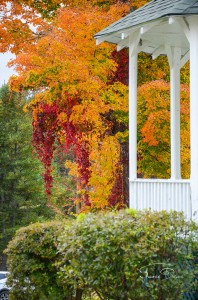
top-left (6, 210), bottom-right (198, 300)
top-left (57, 210), bottom-right (198, 300)
top-left (5, 221), bottom-right (72, 300)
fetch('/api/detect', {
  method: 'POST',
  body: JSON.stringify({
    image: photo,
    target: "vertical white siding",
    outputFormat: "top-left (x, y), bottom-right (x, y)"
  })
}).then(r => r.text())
top-left (129, 179), bottom-right (191, 219)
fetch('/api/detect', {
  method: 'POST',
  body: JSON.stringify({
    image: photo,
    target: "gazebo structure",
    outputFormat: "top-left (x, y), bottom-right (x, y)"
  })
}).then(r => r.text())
top-left (94, 0), bottom-right (198, 220)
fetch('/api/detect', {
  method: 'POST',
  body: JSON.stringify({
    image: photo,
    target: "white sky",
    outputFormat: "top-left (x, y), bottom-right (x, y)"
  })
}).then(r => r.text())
top-left (0, 52), bottom-right (16, 87)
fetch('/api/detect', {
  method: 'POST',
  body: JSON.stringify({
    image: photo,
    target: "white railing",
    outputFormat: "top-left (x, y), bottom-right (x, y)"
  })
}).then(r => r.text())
top-left (129, 179), bottom-right (192, 219)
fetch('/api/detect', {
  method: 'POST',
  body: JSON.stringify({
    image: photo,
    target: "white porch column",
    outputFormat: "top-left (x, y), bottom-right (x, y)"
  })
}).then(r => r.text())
top-left (188, 16), bottom-right (198, 220)
top-left (170, 47), bottom-right (181, 179)
top-left (129, 47), bottom-right (138, 208)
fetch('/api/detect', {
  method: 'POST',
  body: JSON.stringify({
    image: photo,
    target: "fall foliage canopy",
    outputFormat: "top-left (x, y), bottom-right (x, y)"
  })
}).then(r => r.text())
top-left (0, 0), bottom-right (191, 212)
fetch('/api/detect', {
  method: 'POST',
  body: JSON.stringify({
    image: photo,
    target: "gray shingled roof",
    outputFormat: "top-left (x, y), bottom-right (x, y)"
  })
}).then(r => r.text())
top-left (94, 0), bottom-right (198, 38)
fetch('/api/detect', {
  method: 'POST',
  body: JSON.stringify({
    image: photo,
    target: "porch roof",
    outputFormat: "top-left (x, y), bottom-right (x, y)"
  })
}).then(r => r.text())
top-left (94, 0), bottom-right (198, 39)
top-left (94, 0), bottom-right (198, 56)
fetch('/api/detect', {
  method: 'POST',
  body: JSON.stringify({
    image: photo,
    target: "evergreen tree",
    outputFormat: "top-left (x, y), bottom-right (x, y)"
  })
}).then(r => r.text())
top-left (0, 84), bottom-right (54, 269)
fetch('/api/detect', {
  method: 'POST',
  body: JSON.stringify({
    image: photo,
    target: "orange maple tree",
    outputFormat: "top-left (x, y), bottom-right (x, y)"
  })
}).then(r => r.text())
top-left (0, 0), bottom-right (150, 54)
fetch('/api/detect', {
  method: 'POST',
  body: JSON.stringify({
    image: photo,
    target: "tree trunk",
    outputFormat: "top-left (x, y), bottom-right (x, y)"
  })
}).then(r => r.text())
top-left (120, 142), bottom-right (129, 206)
top-left (75, 289), bottom-right (83, 300)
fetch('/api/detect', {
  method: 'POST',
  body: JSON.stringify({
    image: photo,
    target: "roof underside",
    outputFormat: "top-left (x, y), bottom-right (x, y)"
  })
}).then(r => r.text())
top-left (94, 0), bottom-right (198, 57)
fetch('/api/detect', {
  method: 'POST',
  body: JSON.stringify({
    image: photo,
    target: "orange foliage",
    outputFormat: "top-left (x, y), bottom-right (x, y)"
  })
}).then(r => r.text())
top-left (1, 0), bottom-right (191, 211)
top-left (130, 0), bottom-right (150, 9)
top-left (138, 81), bottom-right (190, 179)
top-left (0, 0), bottom-right (50, 54)
top-left (7, 3), bottom-right (130, 211)
top-left (0, 0), bottom-right (150, 54)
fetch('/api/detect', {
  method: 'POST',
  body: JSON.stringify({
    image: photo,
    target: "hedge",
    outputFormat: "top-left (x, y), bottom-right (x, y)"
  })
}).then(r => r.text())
top-left (5, 221), bottom-right (71, 300)
top-left (5, 210), bottom-right (198, 300)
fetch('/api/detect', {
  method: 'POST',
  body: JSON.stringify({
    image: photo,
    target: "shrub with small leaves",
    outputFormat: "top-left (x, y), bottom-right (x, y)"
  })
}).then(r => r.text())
top-left (5, 211), bottom-right (198, 300)
top-left (5, 221), bottom-right (73, 300)
top-left (57, 210), bottom-right (198, 300)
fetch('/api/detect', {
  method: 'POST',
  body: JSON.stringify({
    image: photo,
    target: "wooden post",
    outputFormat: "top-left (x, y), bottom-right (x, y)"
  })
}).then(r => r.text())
top-left (170, 47), bottom-right (181, 180)
top-left (129, 46), bottom-right (138, 208)
top-left (188, 16), bottom-right (198, 220)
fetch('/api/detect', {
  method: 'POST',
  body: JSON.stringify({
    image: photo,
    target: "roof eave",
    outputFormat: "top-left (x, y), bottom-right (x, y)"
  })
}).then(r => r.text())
top-left (94, 13), bottom-right (193, 46)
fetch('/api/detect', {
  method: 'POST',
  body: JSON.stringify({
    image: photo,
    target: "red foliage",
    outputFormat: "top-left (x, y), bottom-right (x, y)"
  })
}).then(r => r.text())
top-left (109, 49), bottom-right (129, 85)
top-left (108, 167), bottom-right (125, 208)
top-left (32, 103), bottom-right (58, 194)
top-left (32, 96), bottom-right (91, 206)
top-left (107, 49), bottom-right (129, 206)
top-left (32, 47), bottom-right (129, 208)
top-left (61, 95), bottom-right (91, 205)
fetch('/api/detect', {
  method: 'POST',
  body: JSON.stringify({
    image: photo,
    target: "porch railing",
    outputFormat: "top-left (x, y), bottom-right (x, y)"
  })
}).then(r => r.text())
top-left (129, 179), bottom-right (192, 219)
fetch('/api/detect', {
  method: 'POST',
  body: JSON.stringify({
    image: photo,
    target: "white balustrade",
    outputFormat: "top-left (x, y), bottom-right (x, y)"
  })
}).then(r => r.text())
top-left (129, 179), bottom-right (191, 219)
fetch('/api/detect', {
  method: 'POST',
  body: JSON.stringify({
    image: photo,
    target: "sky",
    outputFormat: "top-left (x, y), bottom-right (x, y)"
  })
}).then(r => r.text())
top-left (0, 52), bottom-right (16, 87)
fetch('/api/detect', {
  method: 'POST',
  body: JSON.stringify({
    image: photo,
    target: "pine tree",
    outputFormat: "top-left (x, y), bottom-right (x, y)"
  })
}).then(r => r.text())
top-left (0, 84), bottom-right (54, 269)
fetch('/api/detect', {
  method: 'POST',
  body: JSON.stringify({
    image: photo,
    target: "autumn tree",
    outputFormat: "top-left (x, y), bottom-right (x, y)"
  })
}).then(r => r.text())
top-left (0, 0), bottom-right (152, 213)
top-left (0, 0), bottom-right (191, 212)
top-left (0, 0), bottom-right (139, 54)
top-left (6, 2), bottom-right (131, 212)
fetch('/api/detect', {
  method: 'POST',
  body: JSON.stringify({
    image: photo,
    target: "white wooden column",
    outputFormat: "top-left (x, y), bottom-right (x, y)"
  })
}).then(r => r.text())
top-left (188, 16), bottom-right (198, 220)
top-left (170, 47), bottom-right (181, 180)
top-left (129, 47), bottom-right (138, 208)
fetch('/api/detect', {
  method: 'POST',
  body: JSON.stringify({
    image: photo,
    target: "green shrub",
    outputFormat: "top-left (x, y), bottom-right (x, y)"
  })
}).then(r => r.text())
top-left (57, 210), bottom-right (198, 300)
top-left (5, 221), bottom-right (73, 300)
top-left (5, 210), bottom-right (198, 300)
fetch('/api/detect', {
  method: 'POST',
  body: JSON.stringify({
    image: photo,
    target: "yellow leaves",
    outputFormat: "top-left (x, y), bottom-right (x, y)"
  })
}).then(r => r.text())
top-left (70, 98), bottom-right (110, 132)
top-left (102, 82), bottom-right (128, 111)
top-left (180, 84), bottom-right (190, 178)
top-left (138, 53), bottom-right (169, 85)
top-left (64, 133), bottom-right (121, 210)
top-left (115, 130), bottom-right (128, 142)
top-left (65, 160), bottom-right (78, 178)
top-left (129, 0), bottom-right (150, 9)
top-left (108, 2), bottom-right (130, 19)
top-left (58, 112), bottom-right (68, 123)
top-left (8, 75), bottom-right (24, 92)
top-left (88, 135), bottom-right (120, 209)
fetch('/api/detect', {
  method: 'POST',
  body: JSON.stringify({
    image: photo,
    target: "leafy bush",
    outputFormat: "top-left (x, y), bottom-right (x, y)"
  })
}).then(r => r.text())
top-left (5, 211), bottom-right (198, 300)
top-left (57, 210), bottom-right (198, 300)
top-left (5, 221), bottom-right (73, 300)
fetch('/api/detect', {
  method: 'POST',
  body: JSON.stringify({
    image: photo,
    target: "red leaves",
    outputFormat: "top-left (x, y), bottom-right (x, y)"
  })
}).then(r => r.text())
top-left (109, 49), bottom-right (129, 86)
top-left (32, 103), bottom-right (58, 194)
top-left (32, 96), bottom-right (91, 206)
